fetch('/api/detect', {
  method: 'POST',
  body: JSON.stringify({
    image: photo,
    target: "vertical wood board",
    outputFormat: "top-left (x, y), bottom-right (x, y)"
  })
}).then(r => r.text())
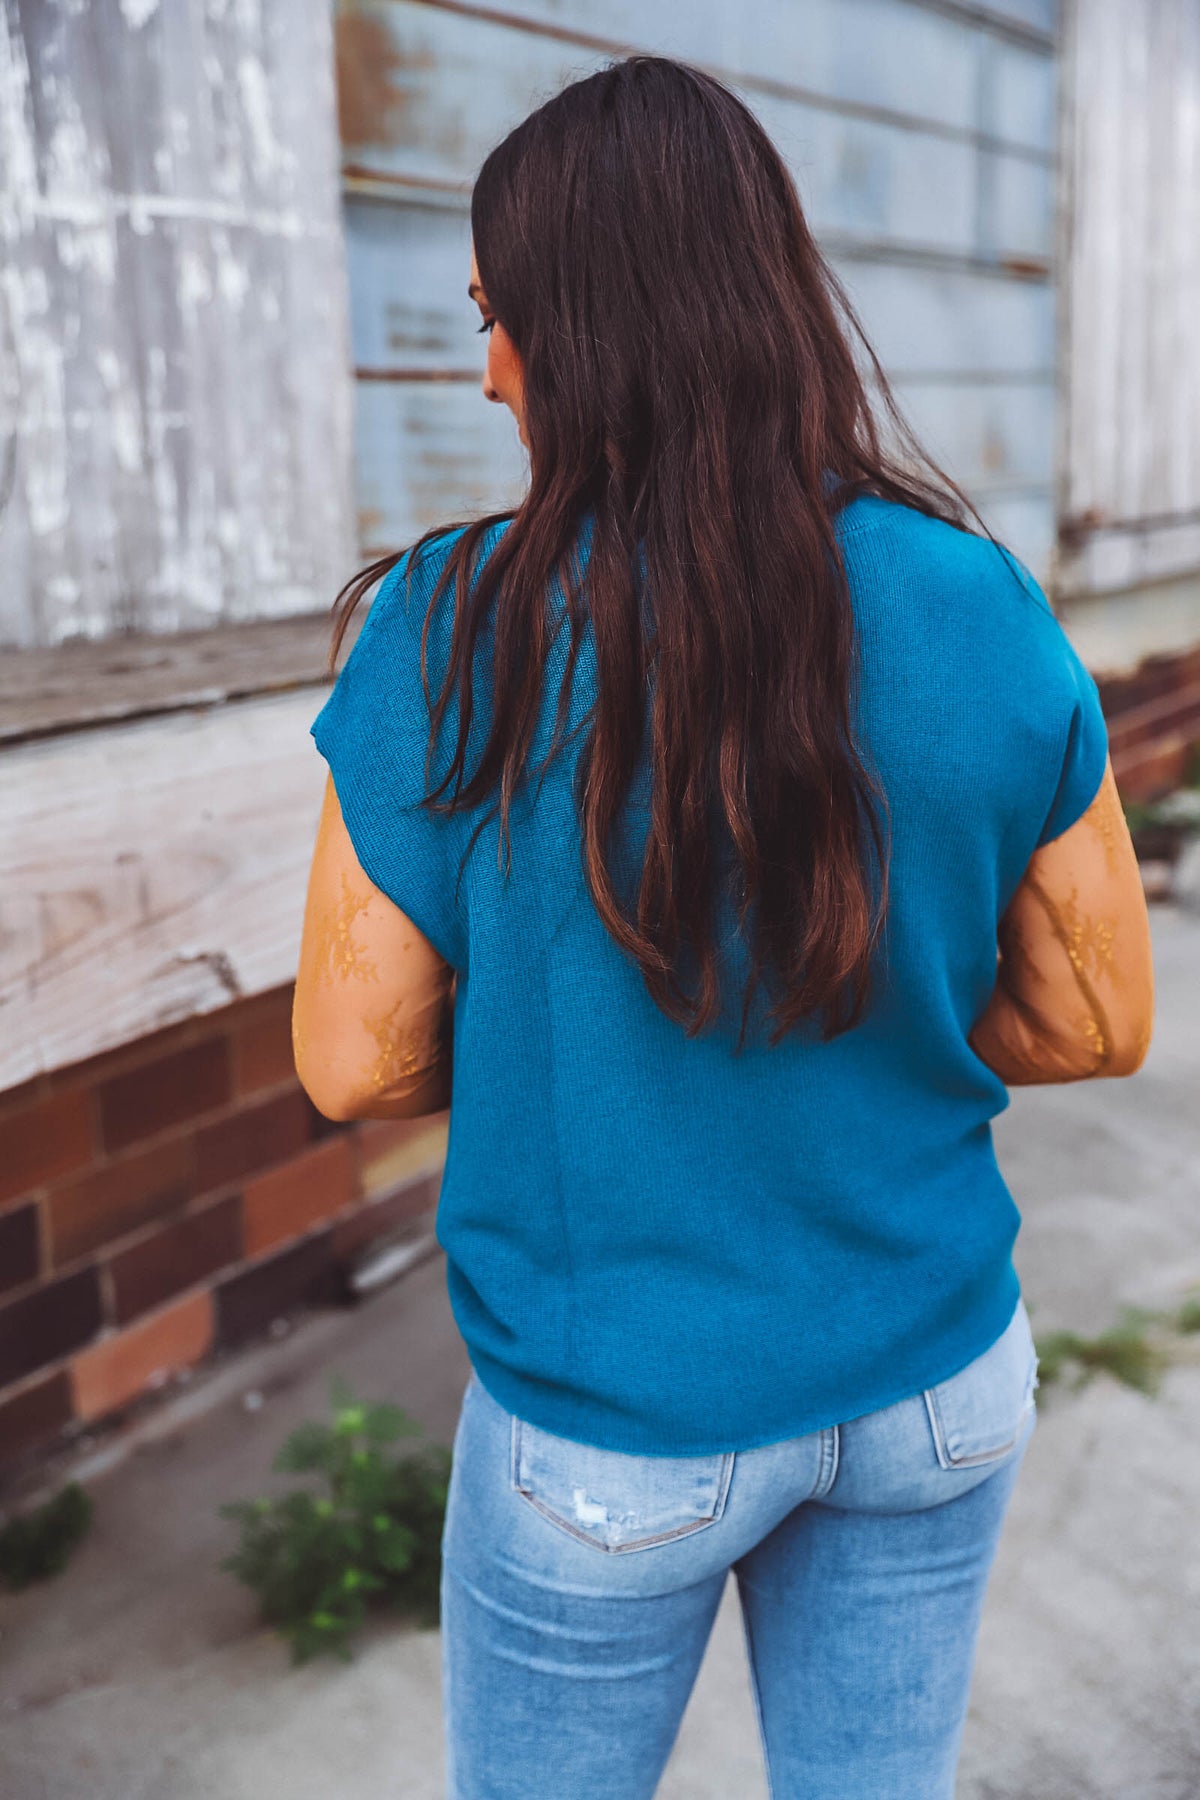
top-left (0, 0), bottom-right (357, 648)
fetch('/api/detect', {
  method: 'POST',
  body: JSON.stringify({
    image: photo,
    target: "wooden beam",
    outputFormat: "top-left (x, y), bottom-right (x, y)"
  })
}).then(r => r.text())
top-left (0, 613), bottom-right (361, 747)
top-left (1, 689), bottom-right (332, 1089)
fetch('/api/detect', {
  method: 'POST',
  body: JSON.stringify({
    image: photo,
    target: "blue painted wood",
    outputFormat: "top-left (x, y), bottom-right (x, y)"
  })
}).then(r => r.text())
top-left (340, 2), bottom-right (1052, 254)
top-left (828, 256), bottom-right (1055, 373)
top-left (346, 199), bottom-right (477, 372)
top-left (414, 0), bottom-right (1055, 143)
top-left (339, 0), bottom-right (1061, 575)
top-left (353, 380), bottom-right (528, 552)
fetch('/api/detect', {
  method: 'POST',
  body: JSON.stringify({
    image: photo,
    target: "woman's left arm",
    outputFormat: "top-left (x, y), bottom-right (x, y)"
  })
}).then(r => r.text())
top-left (292, 771), bottom-right (455, 1122)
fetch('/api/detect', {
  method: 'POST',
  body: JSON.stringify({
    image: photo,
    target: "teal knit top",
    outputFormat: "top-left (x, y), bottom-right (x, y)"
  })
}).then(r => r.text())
top-left (310, 493), bottom-right (1109, 1456)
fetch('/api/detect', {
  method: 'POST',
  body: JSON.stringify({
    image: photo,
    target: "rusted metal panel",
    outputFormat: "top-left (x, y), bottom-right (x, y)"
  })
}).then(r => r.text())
top-left (0, 0), bottom-right (356, 650)
top-left (1058, 0), bottom-right (1200, 600)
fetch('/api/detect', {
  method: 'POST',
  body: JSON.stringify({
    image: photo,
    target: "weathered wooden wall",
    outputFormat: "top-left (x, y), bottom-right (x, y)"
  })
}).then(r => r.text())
top-left (1057, 0), bottom-right (1200, 622)
top-left (0, 0), bottom-right (356, 650)
top-left (337, 0), bottom-right (1060, 577)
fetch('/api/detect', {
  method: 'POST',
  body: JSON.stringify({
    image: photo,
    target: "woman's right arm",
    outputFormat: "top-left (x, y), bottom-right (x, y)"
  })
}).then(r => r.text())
top-left (968, 755), bottom-right (1155, 1083)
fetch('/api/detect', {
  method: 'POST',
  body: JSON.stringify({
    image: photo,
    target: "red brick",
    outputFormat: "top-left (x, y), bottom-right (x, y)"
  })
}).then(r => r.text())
top-left (0, 1370), bottom-right (73, 1467)
top-left (98, 1038), bottom-right (231, 1155)
top-left (0, 1074), bottom-right (49, 1122)
top-left (110, 1196), bottom-right (242, 1325)
top-left (0, 1089), bottom-right (94, 1207)
top-left (242, 1137), bottom-right (356, 1260)
top-left (48, 1136), bottom-right (194, 1267)
top-left (194, 1089), bottom-right (314, 1196)
top-left (233, 996), bottom-right (297, 1096)
top-left (332, 1171), bottom-right (441, 1261)
top-left (71, 1291), bottom-right (214, 1423)
top-left (1113, 739), bottom-right (1188, 802)
top-left (45, 1011), bottom-right (208, 1098)
top-left (0, 1267), bottom-right (103, 1390)
top-left (215, 1229), bottom-right (340, 1350)
top-left (0, 1204), bottom-right (40, 1296)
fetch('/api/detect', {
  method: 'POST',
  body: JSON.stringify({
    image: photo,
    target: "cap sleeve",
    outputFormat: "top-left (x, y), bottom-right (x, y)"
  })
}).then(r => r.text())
top-left (309, 540), bottom-right (467, 969)
top-left (1035, 625), bottom-right (1111, 849)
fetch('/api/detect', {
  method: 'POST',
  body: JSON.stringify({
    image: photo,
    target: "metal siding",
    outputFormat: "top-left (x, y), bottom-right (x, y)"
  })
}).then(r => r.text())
top-left (1060, 0), bottom-right (1200, 598)
top-left (339, 0), bottom-right (1059, 576)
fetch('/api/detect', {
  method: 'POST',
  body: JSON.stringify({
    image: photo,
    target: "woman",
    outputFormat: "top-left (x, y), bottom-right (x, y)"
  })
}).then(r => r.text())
top-left (293, 56), bottom-right (1155, 1800)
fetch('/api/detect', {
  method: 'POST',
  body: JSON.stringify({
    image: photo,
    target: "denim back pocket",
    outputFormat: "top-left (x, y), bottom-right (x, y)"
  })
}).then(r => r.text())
top-left (510, 1416), bottom-right (735, 1554)
top-left (923, 1295), bottom-right (1039, 1470)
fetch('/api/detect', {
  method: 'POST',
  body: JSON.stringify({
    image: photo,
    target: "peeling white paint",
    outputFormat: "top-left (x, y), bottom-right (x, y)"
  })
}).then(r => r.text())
top-left (237, 54), bottom-right (287, 184)
top-left (177, 247), bottom-right (214, 315)
top-left (215, 237), bottom-right (250, 311)
top-left (45, 574), bottom-right (81, 606)
top-left (120, 0), bottom-right (161, 30)
top-left (0, 0), bottom-right (355, 649)
top-left (111, 393), bottom-right (143, 474)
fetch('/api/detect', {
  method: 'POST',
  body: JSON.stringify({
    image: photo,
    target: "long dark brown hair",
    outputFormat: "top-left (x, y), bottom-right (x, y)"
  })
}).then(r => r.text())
top-left (328, 56), bottom-right (1011, 1051)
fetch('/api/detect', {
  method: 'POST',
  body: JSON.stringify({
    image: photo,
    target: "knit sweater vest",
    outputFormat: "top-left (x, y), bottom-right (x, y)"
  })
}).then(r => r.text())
top-left (310, 493), bottom-right (1109, 1456)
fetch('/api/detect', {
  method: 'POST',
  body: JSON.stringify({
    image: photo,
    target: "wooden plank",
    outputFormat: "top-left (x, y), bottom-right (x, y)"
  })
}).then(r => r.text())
top-left (335, 0), bottom-right (1053, 261)
top-left (822, 253), bottom-right (1053, 372)
top-left (346, 197), bottom-right (478, 372)
top-left (355, 378), bottom-right (528, 552)
top-left (388, 0), bottom-right (1055, 143)
top-left (1059, 518), bottom-right (1200, 601)
top-left (889, 374), bottom-right (1056, 496)
top-left (347, 205), bottom-right (1055, 379)
top-left (0, 0), bottom-right (356, 650)
top-left (0, 689), bottom-right (333, 1090)
top-left (1061, 0), bottom-right (1200, 596)
top-left (0, 612), bottom-right (366, 746)
top-left (968, 489), bottom-right (1055, 584)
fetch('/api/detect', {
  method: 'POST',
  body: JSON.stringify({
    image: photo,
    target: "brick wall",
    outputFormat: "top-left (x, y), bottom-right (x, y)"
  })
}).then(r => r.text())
top-left (1101, 643), bottom-right (1200, 801)
top-left (0, 986), bottom-right (445, 1483)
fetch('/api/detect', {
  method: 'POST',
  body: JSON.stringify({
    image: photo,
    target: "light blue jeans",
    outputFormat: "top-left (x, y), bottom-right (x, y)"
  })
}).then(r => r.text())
top-left (440, 1295), bottom-right (1039, 1800)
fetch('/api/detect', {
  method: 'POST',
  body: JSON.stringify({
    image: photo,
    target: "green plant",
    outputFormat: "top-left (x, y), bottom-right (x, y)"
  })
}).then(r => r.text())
top-left (1174, 1291), bottom-right (1200, 1335)
top-left (1121, 797), bottom-right (1161, 836)
top-left (0, 1481), bottom-right (93, 1591)
top-left (219, 1377), bottom-right (451, 1663)
top-left (1034, 1305), bottom-right (1171, 1396)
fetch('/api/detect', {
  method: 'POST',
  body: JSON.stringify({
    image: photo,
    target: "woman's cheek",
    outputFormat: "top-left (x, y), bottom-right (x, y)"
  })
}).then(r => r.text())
top-left (489, 330), bottom-right (521, 408)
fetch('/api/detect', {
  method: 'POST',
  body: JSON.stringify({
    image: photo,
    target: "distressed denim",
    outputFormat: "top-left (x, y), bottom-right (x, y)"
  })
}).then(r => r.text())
top-left (440, 1295), bottom-right (1039, 1800)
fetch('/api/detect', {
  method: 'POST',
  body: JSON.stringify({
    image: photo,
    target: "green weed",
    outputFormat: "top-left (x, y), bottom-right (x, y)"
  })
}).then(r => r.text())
top-left (0, 1482), bottom-right (93, 1590)
top-left (219, 1377), bottom-right (451, 1664)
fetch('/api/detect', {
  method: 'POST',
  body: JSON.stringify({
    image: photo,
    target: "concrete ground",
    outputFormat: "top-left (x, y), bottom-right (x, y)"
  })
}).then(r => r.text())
top-left (1, 903), bottom-right (1198, 1800)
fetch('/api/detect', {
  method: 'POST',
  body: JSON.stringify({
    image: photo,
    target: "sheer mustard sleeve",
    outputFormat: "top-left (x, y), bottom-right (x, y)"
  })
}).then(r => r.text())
top-left (969, 756), bottom-right (1155, 1083)
top-left (293, 771), bottom-right (455, 1122)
